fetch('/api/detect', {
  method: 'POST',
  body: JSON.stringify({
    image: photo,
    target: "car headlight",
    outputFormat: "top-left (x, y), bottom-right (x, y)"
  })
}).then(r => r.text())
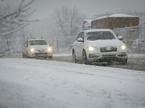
top-left (47, 47), bottom-right (53, 52)
top-left (121, 45), bottom-right (127, 50)
top-left (88, 46), bottom-right (95, 52)
top-left (30, 48), bottom-right (35, 53)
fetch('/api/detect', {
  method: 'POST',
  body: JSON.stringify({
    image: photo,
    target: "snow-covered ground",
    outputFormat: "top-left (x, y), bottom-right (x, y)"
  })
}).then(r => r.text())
top-left (0, 58), bottom-right (145, 108)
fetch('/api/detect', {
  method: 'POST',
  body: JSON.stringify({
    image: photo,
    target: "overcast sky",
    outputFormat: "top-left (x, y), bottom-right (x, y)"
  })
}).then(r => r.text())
top-left (32, 0), bottom-right (145, 19)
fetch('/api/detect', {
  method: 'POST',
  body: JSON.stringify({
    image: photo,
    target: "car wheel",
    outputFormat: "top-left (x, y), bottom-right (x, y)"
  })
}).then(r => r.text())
top-left (82, 50), bottom-right (88, 64)
top-left (72, 50), bottom-right (77, 63)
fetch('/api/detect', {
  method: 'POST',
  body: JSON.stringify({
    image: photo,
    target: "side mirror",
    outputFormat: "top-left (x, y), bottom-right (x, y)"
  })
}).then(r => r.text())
top-left (118, 35), bottom-right (123, 41)
top-left (77, 38), bottom-right (84, 42)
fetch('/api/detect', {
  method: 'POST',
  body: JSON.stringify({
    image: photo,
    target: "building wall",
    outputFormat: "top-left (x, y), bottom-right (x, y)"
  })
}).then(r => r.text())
top-left (91, 17), bottom-right (139, 29)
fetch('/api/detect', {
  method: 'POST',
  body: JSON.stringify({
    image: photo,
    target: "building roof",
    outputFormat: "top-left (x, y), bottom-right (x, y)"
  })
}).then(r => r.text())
top-left (95, 13), bottom-right (139, 20)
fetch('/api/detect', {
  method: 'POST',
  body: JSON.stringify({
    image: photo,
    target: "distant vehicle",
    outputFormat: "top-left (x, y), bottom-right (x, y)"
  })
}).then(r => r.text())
top-left (22, 39), bottom-right (53, 58)
top-left (72, 29), bottom-right (128, 64)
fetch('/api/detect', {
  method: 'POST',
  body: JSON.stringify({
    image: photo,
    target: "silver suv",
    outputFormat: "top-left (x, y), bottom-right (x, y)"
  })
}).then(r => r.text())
top-left (72, 29), bottom-right (128, 64)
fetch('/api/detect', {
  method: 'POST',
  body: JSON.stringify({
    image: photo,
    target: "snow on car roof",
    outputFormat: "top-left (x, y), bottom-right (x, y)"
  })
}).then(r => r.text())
top-left (28, 39), bottom-right (46, 41)
top-left (84, 29), bottom-right (113, 33)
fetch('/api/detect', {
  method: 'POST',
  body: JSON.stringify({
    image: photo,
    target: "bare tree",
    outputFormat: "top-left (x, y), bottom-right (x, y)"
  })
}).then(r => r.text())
top-left (53, 7), bottom-right (85, 36)
top-left (51, 6), bottom-right (85, 50)
top-left (0, 0), bottom-right (34, 35)
top-left (0, 0), bottom-right (35, 55)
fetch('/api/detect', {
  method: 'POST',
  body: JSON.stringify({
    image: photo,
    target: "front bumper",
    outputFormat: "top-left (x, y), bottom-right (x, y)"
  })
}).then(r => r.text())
top-left (87, 52), bottom-right (127, 62)
top-left (28, 51), bottom-right (53, 58)
top-left (35, 52), bottom-right (53, 57)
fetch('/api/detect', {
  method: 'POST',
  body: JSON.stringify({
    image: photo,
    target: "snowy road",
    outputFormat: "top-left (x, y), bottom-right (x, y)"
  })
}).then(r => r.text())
top-left (0, 58), bottom-right (145, 108)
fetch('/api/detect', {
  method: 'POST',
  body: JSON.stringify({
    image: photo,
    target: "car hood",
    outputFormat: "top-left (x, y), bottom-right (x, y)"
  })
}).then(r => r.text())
top-left (29, 45), bottom-right (50, 50)
top-left (86, 39), bottom-right (123, 47)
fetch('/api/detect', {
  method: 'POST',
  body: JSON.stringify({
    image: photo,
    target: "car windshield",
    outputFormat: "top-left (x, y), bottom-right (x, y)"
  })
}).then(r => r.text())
top-left (87, 31), bottom-right (115, 41)
top-left (29, 40), bottom-right (47, 45)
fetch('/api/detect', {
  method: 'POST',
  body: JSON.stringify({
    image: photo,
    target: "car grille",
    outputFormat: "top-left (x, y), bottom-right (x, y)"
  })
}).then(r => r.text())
top-left (35, 52), bottom-right (47, 56)
top-left (102, 54), bottom-right (116, 57)
top-left (100, 47), bottom-right (117, 52)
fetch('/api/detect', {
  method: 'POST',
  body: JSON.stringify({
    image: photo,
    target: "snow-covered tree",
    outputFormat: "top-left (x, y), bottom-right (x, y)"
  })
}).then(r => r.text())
top-left (0, 0), bottom-right (34, 55)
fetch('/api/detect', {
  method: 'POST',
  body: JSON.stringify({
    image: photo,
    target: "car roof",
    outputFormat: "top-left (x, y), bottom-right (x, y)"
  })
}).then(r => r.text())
top-left (28, 39), bottom-right (46, 42)
top-left (83, 29), bottom-right (113, 33)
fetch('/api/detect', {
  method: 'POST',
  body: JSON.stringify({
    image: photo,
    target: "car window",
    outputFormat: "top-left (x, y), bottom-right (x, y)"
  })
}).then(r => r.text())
top-left (29, 40), bottom-right (47, 45)
top-left (76, 32), bottom-right (84, 41)
top-left (87, 31), bottom-right (115, 41)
